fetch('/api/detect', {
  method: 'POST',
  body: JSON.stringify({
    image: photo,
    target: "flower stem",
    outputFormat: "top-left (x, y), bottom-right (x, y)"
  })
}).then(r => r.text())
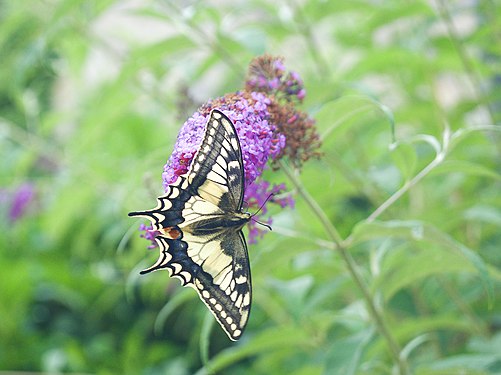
top-left (280, 161), bottom-right (410, 375)
top-left (435, 0), bottom-right (495, 124)
top-left (365, 151), bottom-right (445, 224)
top-left (362, 126), bottom-right (453, 228)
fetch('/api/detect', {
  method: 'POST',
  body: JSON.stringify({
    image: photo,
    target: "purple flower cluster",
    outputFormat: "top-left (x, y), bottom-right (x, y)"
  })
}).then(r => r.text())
top-left (137, 55), bottom-right (320, 246)
top-left (151, 91), bottom-right (289, 244)
top-left (246, 57), bottom-right (306, 102)
top-left (163, 92), bottom-right (285, 192)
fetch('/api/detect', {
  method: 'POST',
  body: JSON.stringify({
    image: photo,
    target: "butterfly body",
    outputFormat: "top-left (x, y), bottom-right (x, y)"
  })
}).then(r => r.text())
top-left (129, 110), bottom-right (252, 341)
top-left (184, 211), bottom-right (251, 236)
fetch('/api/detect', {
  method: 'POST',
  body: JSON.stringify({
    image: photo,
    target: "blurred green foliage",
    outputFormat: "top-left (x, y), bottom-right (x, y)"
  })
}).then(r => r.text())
top-left (1, 0), bottom-right (500, 374)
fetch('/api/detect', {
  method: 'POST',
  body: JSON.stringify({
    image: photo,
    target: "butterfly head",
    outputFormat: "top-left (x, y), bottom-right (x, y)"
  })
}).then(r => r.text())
top-left (233, 211), bottom-right (252, 229)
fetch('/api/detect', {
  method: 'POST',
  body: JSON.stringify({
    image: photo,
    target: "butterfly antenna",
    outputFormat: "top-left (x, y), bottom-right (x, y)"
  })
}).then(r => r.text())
top-left (251, 193), bottom-right (275, 218)
top-left (250, 193), bottom-right (275, 231)
top-left (253, 219), bottom-right (272, 231)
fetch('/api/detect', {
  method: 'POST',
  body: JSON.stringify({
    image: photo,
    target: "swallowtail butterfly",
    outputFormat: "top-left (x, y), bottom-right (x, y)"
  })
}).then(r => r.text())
top-left (129, 109), bottom-right (252, 341)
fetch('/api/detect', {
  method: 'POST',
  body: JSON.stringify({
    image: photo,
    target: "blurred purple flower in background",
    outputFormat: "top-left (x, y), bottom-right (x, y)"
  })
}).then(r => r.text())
top-left (139, 55), bottom-right (321, 246)
top-left (1, 183), bottom-right (36, 222)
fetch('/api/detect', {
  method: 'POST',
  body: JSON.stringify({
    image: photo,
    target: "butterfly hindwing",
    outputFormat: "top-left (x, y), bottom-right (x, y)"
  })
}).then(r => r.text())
top-left (129, 109), bottom-right (252, 341)
top-left (188, 230), bottom-right (251, 341)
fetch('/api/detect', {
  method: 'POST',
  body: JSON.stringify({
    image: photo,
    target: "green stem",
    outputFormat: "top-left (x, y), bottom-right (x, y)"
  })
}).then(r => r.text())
top-left (365, 150), bottom-right (445, 225)
top-left (280, 162), bottom-right (344, 246)
top-left (360, 126), bottom-right (453, 230)
top-left (280, 161), bottom-right (410, 375)
top-left (435, 0), bottom-right (495, 124)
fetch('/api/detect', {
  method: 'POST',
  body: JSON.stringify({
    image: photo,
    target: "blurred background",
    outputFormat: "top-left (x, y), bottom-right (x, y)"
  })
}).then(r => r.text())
top-left (1, 0), bottom-right (500, 374)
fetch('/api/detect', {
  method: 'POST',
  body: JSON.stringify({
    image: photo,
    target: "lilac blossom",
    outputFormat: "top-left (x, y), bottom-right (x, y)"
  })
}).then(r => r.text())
top-left (162, 92), bottom-right (285, 191)
top-left (138, 223), bottom-right (159, 250)
top-left (245, 56), bottom-right (306, 102)
top-left (138, 55), bottom-right (320, 246)
top-left (157, 92), bottom-right (288, 243)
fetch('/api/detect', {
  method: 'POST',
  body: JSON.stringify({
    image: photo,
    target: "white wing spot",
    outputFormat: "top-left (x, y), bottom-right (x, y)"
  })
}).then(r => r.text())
top-left (216, 155), bottom-right (228, 169)
top-left (171, 263), bottom-right (182, 274)
top-left (202, 290), bottom-right (210, 299)
top-left (233, 329), bottom-right (241, 337)
top-left (228, 160), bottom-right (240, 170)
top-left (212, 162), bottom-right (227, 178)
top-left (226, 316), bottom-right (233, 324)
top-left (235, 275), bottom-right (247, 284)
top-left (221, 311), bottom-right (227, 318)
top-left (180, 271), bottom-right (192, 283)
top-left (215, 304), bottom-right (222, 311)
top-left (243, 293), bottom-right (250, 307)
top-left (220, 147), bottom-right (228, 158)
top-left (231, 323), bottom-right (237, 331)
top-left (235, 294), bottom-right (243, 308)
top-left (230, 291), bottom-right (238, 302)
top-left (207, 170), bottom-right (226, 184)
top-left (218, 271), bottom-right (233, 290)
top-left (230, 138), bottom-right (239, 149)
top-left (169, 188), bottom-right (179, 199)
top-left (152, 212), bottom-right (166, 224)
top-left (240, 309), bottom-right (249, 326)
top-left (222, 140), bottom-right (231, 150)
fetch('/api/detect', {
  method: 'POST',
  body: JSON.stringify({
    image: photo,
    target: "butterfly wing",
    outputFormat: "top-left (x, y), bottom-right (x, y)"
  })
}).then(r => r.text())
top-left (188, 109), bottom-right (246, 213)
top-left (152, 229), bottom-right (251, 341)
top-left (129, 109), bottom-right (251, 341)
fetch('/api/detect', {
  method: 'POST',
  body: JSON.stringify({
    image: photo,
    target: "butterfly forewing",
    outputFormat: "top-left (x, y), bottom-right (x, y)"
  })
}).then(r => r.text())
top-left (188, 112), bottom-right (245, 212)
top-left (129, 109), bottom-right (252, 341)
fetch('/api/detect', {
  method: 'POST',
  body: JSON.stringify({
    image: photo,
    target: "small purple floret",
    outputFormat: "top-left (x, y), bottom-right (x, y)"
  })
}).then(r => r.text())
top-left (9, 183), bottom-right (35, 222)
top-left (139, 223), bottom-right (160, 249)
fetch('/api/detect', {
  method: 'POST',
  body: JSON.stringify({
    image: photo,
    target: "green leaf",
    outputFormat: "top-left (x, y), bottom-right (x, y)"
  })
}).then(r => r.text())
top-left (199, 311), bottom-right (215, 365)
top-left (317, 95), bottom-right (395, 142)
top-left (195, 326), bottom-right (310, 374)
top-left (323, 328), bottom-right (375, 375)
top-left (417, 354), bottom-right (498, 374)
top-left (154, 289), bottom-right (194, 334)
top-left (463, 205), bottom-right (501, 226)
top-left (429, 160), bottom-right (501, 180)
top-left (267, 275), bottom-right (314, 318)
top-left (351, 220), bottom-right (493, 302)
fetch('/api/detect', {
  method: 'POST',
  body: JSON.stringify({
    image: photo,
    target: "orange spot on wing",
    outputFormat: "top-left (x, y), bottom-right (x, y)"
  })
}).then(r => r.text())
top-left (161, 226), bottom-right (181, 239)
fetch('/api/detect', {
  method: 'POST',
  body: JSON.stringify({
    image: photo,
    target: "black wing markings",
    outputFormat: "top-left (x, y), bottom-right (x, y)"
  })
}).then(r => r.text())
top-left (129, 109), bottom-right (252, 341)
